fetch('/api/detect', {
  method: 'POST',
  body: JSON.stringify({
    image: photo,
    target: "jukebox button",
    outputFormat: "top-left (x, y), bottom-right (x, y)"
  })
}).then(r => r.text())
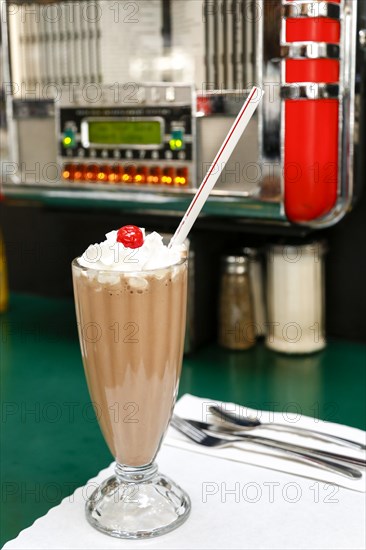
top-left (166, 86), bottom-right (175, 102)
top-left (121, 165), bottom-right (136, 184)
top-left (73, 164), bottom-right (84, 181)
top-left (62, 128), bottom-right (76, 149)
top-left (108, 165), bottom-right (122, 184)
top-left (147, 166), bottom-right (162, 184)
top-left (85, 164), bottom-right (98, 182)
top-left (162, 167), bottom-right (175, 186)
top-left (62, 163), bottom-right (74, 181)
top-left (151, 87), bottom-right (160, 102)
top-left (169, 129), bottom-right (184, 151)
top-left (174, 167), bottom-right (188, 186)
top-left (134, 166), bottom-right (148, 184)
top-left (96, 165), bottom-right (110, 183)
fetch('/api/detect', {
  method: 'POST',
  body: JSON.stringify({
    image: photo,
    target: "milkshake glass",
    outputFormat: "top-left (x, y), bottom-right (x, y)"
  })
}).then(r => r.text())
top-left (72, 237), bottom-right (190, 538)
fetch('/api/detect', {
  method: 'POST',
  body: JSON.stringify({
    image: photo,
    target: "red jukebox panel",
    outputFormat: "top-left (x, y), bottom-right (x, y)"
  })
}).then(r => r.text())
top-left (282, 2), bottom-right (341, 222)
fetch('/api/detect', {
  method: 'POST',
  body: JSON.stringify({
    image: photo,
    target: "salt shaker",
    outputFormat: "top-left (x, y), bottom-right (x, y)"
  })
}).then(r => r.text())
top-left (242, 247), bottom-right (267, 336)
top-left (218, 255), bottom-right (256, 350)
top-left (266, 241), bottom-right (326, 354)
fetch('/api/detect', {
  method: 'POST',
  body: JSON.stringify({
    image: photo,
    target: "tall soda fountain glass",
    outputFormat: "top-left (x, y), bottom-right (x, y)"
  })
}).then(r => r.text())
top-left (72, 227), bottom-right (190, 539)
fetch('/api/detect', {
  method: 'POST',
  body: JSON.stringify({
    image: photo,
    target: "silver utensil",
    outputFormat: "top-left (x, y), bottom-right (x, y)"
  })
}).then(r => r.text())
top-left (171, 415), bottom-right (362, 480)
top-left (209, 405), bottom-right (366, 451)
top-left (186, 418), bottom-right (366, 467)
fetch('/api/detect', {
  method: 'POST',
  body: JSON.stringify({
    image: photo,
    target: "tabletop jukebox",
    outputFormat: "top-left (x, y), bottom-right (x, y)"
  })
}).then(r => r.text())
top-left (3, 0), bottom-right (365, 227)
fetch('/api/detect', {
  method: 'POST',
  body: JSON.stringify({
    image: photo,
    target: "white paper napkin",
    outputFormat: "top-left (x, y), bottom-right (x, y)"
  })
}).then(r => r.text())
top-left (165, 394), bottom-right (366, 492)
top-left (3, 395), bottom-right (366, 550)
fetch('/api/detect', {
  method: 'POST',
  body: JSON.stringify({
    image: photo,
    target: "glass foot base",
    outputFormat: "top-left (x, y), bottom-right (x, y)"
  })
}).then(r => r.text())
top-left (85, 463), bottom-right (191, 539)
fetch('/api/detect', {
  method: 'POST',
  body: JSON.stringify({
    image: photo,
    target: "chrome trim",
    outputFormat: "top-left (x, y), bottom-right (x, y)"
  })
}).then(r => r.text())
top-left (1, 0), bottom-right (20, 182)
top-left (283, 2), bottom-right (341, 20)
top-left (281, 43), bottom-right (340, 59)
top-left (57, 82), bottom-right (195, 109)
top-left (258, 0), bottom-right (283, 203)
top-left (360, 29), bottom-right (366, 48)
top-left (281, 83), bottom-right (340, 99)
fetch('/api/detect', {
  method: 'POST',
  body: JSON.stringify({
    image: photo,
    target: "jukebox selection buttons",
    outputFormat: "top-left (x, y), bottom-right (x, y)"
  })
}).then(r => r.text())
top-left (61, 163), bottom-right (189, 187)
top-left (67, 146), bottom-right (192, 162)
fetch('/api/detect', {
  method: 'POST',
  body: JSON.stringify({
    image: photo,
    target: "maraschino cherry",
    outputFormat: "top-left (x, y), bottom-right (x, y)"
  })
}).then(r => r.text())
top-left (116, 225), bottom-right (144, 249)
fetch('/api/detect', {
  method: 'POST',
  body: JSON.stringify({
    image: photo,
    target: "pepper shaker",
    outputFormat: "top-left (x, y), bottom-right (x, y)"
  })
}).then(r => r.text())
top-left (218, 255), bottom-right (255, 350)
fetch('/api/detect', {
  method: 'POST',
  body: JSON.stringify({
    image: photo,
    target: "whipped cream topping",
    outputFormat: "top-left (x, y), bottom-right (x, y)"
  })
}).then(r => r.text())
top-left (78, 229), bottom-right (185, 272)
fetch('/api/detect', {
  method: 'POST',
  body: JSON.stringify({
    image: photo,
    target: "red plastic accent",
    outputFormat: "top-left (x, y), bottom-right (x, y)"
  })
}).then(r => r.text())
top-left (286, 59), bottom-right (339, 83)
top-left (197, 96), bottom-right (212, 116)
top-left (284, 99), bottom-right (339, 222)
top-left (286, 18), bottom-right (340, 43)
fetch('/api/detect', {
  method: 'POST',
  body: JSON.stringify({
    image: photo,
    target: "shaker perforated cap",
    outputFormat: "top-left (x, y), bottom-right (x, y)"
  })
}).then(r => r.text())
top-left (221, 255), bottom-right (249, 274)
top-left (242, 247), bottom-right (260, 260)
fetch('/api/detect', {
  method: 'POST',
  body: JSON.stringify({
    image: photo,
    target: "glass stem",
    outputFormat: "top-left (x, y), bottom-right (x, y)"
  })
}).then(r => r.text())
top-left (115, 462), bottom-right (158, 483)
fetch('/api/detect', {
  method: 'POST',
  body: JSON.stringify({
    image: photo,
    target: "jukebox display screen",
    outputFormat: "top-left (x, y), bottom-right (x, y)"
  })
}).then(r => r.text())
top-left (85, 120), bottom-right (163, 147)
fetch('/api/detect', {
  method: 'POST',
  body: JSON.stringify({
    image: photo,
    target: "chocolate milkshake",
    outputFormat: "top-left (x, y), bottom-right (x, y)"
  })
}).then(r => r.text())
top-left (72, 226), bottom-right (190, 539)
top-left (72, 258), bottom-right (187, 466)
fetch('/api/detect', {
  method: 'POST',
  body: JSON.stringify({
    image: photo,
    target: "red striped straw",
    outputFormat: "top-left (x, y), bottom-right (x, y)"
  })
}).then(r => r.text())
top-left (169, 86), bottom-right (264, 248)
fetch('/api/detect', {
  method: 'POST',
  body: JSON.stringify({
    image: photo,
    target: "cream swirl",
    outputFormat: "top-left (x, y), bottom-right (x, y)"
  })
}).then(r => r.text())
top-left (78, 229), bottom-right (185, 272)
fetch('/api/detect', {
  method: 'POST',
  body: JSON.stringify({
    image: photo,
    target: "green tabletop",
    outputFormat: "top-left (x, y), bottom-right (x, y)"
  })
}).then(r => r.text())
top-left (1, 293), bottom-right (365, 546)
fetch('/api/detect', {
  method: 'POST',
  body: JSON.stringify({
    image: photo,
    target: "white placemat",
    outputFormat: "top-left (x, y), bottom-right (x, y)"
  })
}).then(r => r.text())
top-left (3, 395), bottom-right (366, 550)
top-left (166, 394), bottom-right (366, 492)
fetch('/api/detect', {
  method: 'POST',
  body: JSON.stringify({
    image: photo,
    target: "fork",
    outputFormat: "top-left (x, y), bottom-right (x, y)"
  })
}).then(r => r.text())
top-left (187, 418), bottom-right (366, 467)
top-left (170, 415), bottom-right (362, 480)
